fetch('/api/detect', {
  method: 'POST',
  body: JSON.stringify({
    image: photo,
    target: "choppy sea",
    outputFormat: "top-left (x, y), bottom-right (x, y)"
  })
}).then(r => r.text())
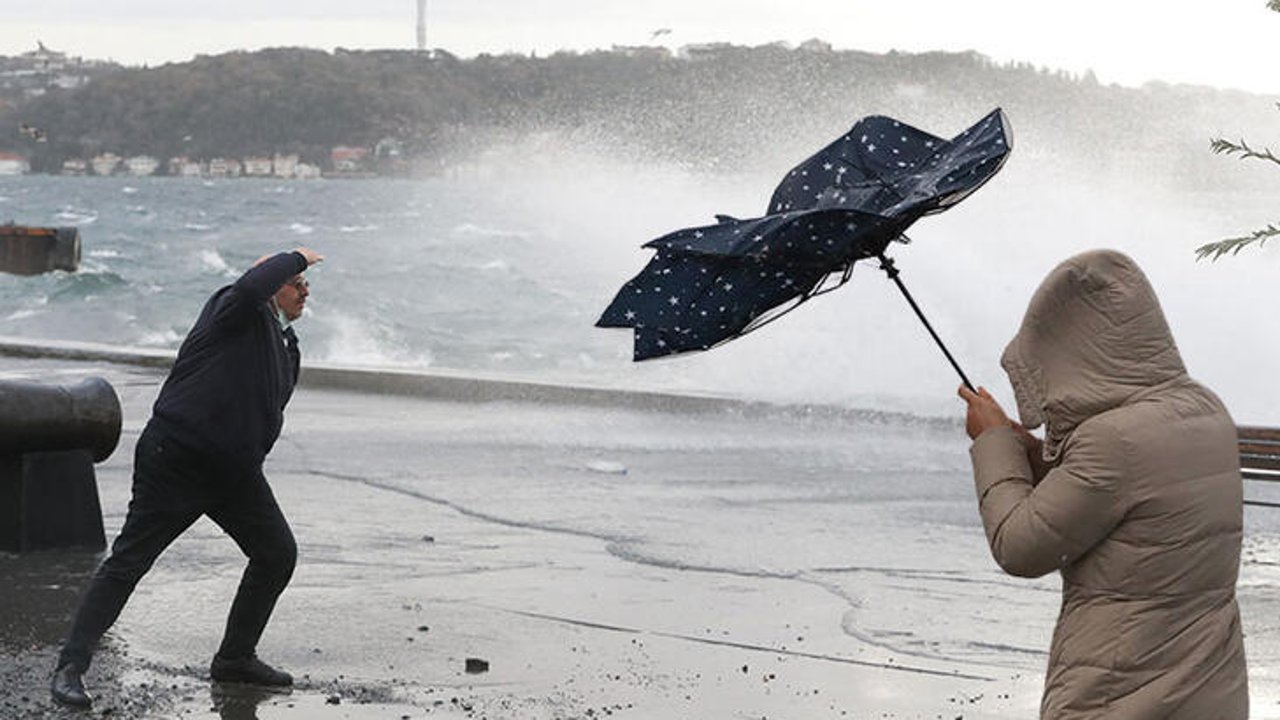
top-left (1, 144), bottom-right (1278, 421)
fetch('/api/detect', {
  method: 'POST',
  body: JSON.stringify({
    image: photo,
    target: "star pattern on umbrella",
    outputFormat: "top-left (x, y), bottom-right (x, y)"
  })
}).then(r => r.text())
top-left (599, 109), bottom-right (1012, 361)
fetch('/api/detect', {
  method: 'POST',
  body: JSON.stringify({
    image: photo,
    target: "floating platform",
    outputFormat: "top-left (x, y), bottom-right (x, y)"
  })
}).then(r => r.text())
top-left (0, 224), bottom-right (80, 275)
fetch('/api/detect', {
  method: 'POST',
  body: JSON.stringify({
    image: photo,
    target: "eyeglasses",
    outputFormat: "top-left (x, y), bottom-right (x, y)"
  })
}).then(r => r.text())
top-left (287, 277), bottom-right (309, 291)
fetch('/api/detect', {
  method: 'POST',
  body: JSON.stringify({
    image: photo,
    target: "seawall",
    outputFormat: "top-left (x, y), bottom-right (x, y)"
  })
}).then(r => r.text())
top-left (0, 334), bottom-right (957, 429)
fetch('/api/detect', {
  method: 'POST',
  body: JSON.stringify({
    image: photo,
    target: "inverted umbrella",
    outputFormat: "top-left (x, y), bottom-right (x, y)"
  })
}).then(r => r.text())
top-left (597, 108), bottom-right (1012, 390)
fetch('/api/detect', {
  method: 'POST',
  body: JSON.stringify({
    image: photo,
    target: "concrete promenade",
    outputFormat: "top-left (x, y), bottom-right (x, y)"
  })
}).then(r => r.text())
top-left (3, 339), bottom-right (1278, 719)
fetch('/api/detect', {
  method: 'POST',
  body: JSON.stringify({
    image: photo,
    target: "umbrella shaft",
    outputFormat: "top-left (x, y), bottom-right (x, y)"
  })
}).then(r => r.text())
top-left (877, 255), bottom-right (976, 393)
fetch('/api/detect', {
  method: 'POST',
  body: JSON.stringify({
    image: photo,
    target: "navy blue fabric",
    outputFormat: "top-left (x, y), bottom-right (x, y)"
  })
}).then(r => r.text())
top-left (599, 109), bottom-right (1013, 360)
top-left (150, 251), bottom-right (307, 468)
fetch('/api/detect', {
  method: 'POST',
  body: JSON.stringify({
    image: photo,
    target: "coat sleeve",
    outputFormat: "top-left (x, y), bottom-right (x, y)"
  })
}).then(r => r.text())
top-left (969, 422), bottom-right (1127, 578)
top-left (209, 251), bottom-right (308, 329)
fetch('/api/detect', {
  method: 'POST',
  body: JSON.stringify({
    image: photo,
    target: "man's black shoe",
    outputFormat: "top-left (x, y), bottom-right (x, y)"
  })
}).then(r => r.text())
top-left (51, 663), bottom-right (92, 708)
top-left (209, 654), bottom-right (293, 687)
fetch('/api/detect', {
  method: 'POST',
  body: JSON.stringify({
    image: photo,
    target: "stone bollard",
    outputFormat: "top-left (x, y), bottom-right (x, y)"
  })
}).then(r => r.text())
top-left (0, 377), bottom-right (121, 552)
top-left (0, 225), bottom-right (81, 275)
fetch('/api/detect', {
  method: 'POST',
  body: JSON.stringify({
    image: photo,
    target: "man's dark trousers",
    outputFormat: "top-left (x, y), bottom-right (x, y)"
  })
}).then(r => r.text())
top-left (58, 424), bottom-right (297, 672)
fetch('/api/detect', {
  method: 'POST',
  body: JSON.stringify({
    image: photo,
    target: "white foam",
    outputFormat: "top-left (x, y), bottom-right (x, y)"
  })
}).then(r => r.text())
top-left (55, 207), bottom-right (98, 224)
top-left (585, 460), bottom-right (628, 474)
top-left (136, 328), bottom-right (183, 347)
top-left (452, 222), bottom-right (525, 240)
top-left (198, 248), bottom-right (233, 276)
top-left (316, 310), bottom-right (434, 369)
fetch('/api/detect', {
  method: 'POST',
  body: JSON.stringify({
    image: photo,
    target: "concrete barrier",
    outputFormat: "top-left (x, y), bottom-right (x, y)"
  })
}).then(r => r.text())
top-left (0, 377), bottom-right (121, 552)
top-left (0, 334), bottom-right (953, 428)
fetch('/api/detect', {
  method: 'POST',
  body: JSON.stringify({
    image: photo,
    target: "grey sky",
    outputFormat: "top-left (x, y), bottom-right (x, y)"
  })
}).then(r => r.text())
top-left (2, 1), bottom-right (1278, 94)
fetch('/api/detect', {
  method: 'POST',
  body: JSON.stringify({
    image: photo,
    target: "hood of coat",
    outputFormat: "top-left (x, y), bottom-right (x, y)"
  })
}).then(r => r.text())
top-left (1000, 249), bottom-right (1187, 462)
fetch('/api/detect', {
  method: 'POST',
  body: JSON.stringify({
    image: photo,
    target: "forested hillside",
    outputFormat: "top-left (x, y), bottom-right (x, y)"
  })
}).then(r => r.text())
top-left (1, 43), bottom-right (1274, 185)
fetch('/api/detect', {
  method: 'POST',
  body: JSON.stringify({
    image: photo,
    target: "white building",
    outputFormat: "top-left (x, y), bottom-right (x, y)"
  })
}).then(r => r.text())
top-left (272, 153), bottom-right (299, 178)
top-left (91, 153), bottom-right (121, 176)
top-left (242, 157), bottom-right (272, 176)
top-left (208, 158), bottom-right (242, 178)
top-left (61, 158), bottom-right (87, 175)
top-left (294, 162), bottom-right (322, 180)
top-left (167, 156), bottom-right (205, 177)
top-left (25, 41), bottom-right (68, 71)
top-left (125, 155), bottom-right (160, 176)
top-left (330, 146), bottom-right (369, 173)
top-left (0, 152), bottom-right (29, 175)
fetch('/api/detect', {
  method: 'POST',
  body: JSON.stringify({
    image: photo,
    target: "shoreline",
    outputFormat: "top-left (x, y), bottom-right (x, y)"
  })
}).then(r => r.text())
top-left (0, 334), bottom-right (962, 428)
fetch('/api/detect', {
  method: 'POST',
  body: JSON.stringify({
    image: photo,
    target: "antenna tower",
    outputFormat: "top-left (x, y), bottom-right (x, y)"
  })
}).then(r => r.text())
top-left (416, 0), bottom-right (427, 51)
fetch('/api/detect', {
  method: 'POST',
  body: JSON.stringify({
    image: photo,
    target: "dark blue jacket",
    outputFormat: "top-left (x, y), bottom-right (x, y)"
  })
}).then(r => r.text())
top-left (149, 251), bottom-right (307, 468)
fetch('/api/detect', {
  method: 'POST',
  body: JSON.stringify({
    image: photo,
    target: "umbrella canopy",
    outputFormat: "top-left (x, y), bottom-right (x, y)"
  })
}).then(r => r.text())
top-left (598, 108), bottom-right (1012, 362)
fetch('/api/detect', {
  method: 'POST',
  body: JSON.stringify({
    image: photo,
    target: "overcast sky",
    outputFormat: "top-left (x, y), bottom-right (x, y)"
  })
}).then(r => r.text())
top-left (2, 1), bottom-right (1278, 94)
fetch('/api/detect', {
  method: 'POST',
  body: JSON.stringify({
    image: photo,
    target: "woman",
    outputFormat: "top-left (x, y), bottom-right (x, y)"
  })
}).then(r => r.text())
top-left (959, 249), bottom-right (1248, 719)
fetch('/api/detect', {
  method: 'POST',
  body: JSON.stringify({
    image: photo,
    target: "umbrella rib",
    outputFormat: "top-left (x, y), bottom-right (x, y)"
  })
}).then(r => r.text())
top-left (715, 267), bottom-right (852, 345)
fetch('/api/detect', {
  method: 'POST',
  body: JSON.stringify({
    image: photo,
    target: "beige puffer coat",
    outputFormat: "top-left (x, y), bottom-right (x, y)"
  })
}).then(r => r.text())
top-left (969, 249), bottom-right (1248, 719)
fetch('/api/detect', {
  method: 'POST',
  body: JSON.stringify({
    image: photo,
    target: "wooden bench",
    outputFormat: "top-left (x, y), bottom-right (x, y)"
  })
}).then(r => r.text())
top-left (1239, 427), bottom-right (1280, 509)
top-left (1239, 426), bottom-right (1280, 482)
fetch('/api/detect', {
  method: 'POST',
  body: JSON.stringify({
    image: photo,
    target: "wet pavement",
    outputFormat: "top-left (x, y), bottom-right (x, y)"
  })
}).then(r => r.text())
top-left (3, 353), bottom-right (1279, 719)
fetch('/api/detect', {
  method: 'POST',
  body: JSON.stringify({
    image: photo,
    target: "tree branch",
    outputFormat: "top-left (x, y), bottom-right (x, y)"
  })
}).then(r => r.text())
top-left (1209, 137), bottom-right (1280, 167)
top-left (1195, 224), bottom-right (1280, 261)
top-left (1192, 3), bottom-right (1278, 259)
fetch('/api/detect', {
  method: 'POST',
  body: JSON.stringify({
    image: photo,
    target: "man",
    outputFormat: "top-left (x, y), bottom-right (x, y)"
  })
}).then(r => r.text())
top-left (959, 249), bottom-right (1247, 719)
top-left (52, 247), bottom-right (324, 708)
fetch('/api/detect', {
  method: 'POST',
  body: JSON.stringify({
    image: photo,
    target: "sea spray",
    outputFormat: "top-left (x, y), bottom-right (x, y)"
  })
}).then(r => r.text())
top-left (0, 149), bottom-right (1276, 422)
